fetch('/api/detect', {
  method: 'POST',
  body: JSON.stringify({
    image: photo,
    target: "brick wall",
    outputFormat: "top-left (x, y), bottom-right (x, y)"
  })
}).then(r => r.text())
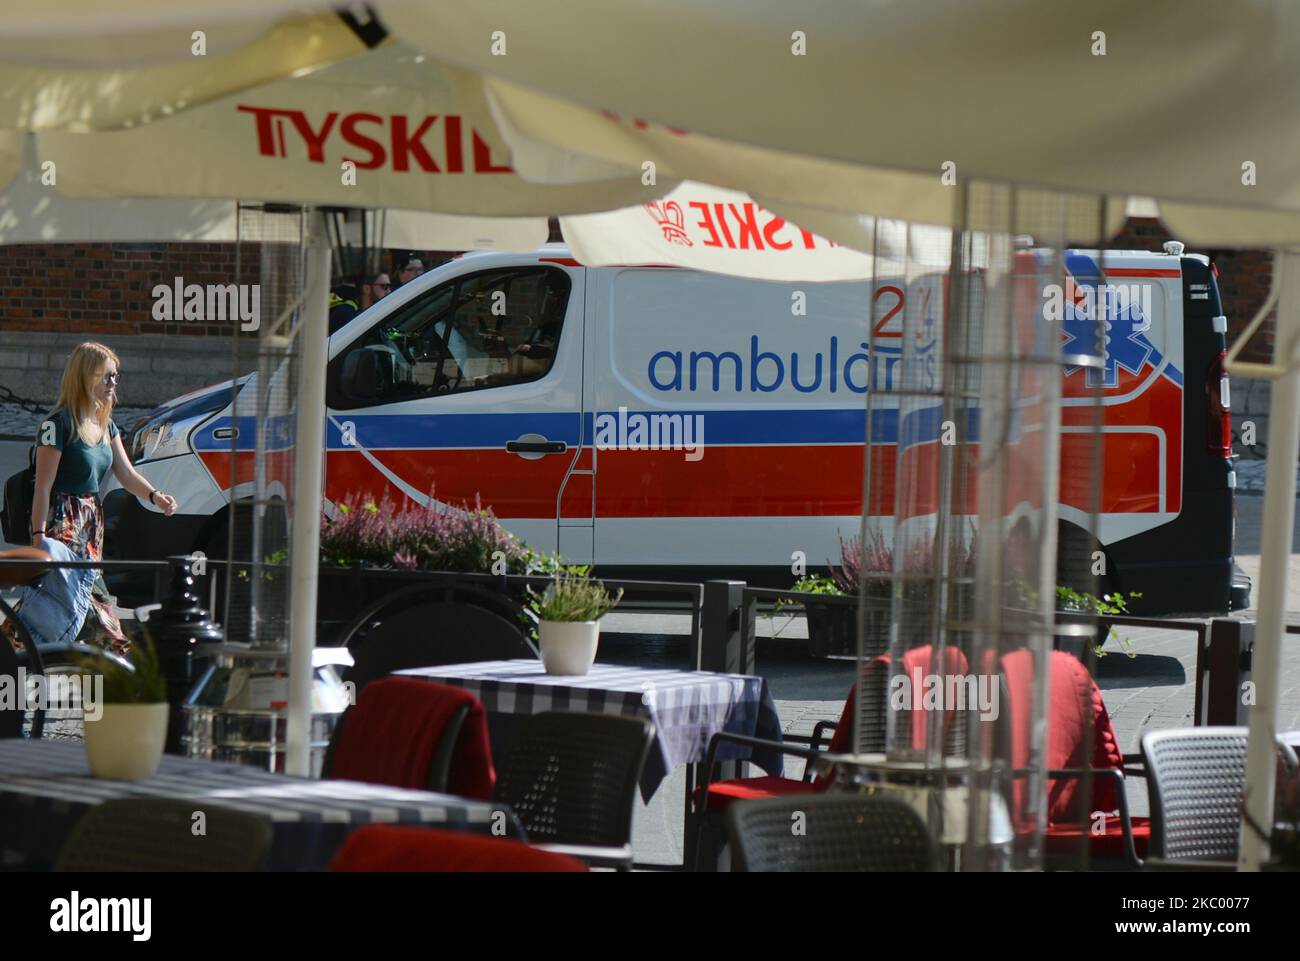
top-left (1109, 217), bottom-right (1275, 364)
top-left (0, 242), bottom-right (253, 338)
top-left (0, 242), bottom-right (461, 338)
top-left (0, 219), bottom-right (1277, 403)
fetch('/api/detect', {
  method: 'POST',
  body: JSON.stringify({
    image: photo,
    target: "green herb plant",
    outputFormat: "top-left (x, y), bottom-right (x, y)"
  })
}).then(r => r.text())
top-left (527, 567), bottom-right (623, 624)
top-left (73, 631), bottom-right (167, 704)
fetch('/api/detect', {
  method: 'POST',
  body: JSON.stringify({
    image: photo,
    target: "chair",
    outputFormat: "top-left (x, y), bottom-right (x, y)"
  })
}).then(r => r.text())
top-left (339, 587), bottom-right (538, 697)
top-left (725, 795), bottom-right (938, 872)
top-left (692, 644), bottom-right (969, 869)
top-left (1139, 726), bottom-right (1298, 865)
top-left (330, 825), bottom-right (587, 872)
top-left (322, 677), bottom-right (495, 799)
top-left (492, 711), bottom-right (654, 870)
top-left (1000, 649), bottom-right (1150, 869)
top-left (55, 798), bottom-right (272, 871)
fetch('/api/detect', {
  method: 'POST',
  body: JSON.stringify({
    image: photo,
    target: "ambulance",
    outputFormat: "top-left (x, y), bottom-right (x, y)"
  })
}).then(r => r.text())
top-left (103, 242), bottom-right (1243, 616)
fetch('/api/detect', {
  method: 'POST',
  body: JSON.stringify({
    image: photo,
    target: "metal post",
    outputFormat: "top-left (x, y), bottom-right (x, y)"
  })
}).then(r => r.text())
top-left (694, 580), bottom-right (749, 871)
top-left (700, 580), bottom-right (748, 674)
top-left (1197, 619), bottom-right (1252, 726)
top-left (1240, 249), bottom-right (1300, 870)
top-left (284, 210), bottom-right (331, 778)
top-left (149, 555), bottom-right (222, 754)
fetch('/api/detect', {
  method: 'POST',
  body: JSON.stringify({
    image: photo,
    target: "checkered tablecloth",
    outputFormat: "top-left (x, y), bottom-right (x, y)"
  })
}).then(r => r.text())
top-left (0, 739), bottom-right (519, 871)
top-left (396, 660), bottom-right (785, 800)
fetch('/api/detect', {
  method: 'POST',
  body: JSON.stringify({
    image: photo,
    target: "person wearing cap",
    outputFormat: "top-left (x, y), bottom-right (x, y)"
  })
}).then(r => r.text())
top-left (394, 254), bottom-right (425, 289)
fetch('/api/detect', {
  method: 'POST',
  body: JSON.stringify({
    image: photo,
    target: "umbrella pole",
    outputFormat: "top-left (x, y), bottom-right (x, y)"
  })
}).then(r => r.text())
top-left (285, 209), bottom-right (332, 777)
top-left (1239, 249), bottom-right (1300, 870)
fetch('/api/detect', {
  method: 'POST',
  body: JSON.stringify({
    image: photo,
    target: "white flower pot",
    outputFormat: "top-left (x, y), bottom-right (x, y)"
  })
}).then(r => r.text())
top-left (538, 620), bottom-right (601, 676)
top-left (83, 703), bottom-right (169, 780)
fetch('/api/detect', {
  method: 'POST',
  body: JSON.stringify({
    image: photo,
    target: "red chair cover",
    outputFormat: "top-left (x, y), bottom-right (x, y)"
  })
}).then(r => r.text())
top-left (330, 825), bottom-right (587, 872)
top-left (328, 678), bottom-right (495, 799)
top-left (1000, 649), bottom-right (1124, 826)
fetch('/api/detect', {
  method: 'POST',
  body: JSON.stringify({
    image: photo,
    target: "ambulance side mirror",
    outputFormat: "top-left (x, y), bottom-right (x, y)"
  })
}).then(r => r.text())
top-left (341, 347), bottom-right (396, 401)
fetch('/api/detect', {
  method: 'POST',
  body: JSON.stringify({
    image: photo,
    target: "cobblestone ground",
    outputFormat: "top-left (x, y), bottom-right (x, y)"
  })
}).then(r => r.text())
top-left (1235, 456), bottom-right (1300, 493)
top-left (0, 401), bottom-right (153, 441)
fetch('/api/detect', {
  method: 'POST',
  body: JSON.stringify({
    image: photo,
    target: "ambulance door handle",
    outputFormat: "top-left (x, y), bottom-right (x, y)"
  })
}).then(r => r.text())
top-left (506, 435), bottom-right (567, 460)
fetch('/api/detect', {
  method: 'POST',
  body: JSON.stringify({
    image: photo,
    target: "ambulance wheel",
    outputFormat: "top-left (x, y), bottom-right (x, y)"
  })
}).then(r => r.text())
top-left (1055, 522), bottom-right (1114, 655)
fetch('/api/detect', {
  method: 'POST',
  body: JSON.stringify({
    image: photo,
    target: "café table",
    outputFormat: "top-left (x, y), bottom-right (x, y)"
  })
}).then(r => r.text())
top-left (396, 659), bottom-right (786, 868)
top-left (0, 739), bottom-right (522, 871)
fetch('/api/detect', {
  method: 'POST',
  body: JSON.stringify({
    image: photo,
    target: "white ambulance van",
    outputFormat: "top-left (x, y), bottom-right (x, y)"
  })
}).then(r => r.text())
top-left (104, 243), bottom-right (1241, 616)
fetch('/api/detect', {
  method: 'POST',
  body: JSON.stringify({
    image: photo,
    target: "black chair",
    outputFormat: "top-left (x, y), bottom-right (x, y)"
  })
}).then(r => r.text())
top-left (725, 794), bottom-right (938, 872)
top-left (493, 711), bottom-right (654, 871)
top-left (1141, 726), bottom-right (1300, 869)
top-left (55, 798), bottom-right (273, 871)
top-left (339, 584), bottom-right (538, 696)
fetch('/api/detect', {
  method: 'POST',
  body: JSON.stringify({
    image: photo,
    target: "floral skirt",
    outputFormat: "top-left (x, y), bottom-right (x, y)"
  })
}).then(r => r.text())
top-left (2, 492), bottom-right (129, 657)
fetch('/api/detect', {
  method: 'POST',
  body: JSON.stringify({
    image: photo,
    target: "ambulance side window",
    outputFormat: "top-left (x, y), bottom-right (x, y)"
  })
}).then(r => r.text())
top-left (331, 267), bottom-right (572, 409)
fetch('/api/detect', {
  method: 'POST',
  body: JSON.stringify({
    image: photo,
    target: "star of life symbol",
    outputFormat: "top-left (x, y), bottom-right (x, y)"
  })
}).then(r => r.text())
top-left (1061, 277), bottom-right (1154, 388)
top-left (644, 200), bottom-right (692, 246)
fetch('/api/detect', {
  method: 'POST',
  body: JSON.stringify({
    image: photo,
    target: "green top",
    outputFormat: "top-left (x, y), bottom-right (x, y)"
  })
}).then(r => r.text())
top-left (38, 408), bottom-right (118, 495)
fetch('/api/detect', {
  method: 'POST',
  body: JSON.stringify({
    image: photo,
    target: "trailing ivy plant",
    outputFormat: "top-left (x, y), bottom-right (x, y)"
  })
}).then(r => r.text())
top-left (1055, 587), bottom-right (1143, 657)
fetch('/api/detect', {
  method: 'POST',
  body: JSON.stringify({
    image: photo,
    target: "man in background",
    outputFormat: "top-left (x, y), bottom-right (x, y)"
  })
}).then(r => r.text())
top-left (393, 253), bottom-right (425, 289)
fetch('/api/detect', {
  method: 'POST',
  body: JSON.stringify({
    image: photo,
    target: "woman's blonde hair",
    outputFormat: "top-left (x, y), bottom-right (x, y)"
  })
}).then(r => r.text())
top-left (55, 342), bottom-right (118, 444)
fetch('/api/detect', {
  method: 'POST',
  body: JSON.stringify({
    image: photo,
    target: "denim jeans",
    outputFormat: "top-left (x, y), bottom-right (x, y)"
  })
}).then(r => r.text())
top-left (12, 537), bottom-right (96, 648)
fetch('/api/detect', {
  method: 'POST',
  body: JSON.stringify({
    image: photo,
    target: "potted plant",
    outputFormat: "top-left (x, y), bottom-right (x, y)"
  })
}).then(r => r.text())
top-left (527, 567), bottom-right (623, 676)
top-left (790, 531), bottom-right (968, 660)
top-left (75, 633), bottom-right (168, 780)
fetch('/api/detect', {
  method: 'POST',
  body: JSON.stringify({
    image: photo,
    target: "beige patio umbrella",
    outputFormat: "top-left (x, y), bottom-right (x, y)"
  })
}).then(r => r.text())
top-left (10, 0), bottom-right (1300, 867)
top-left (379, 0), bottom-right (1300, 870)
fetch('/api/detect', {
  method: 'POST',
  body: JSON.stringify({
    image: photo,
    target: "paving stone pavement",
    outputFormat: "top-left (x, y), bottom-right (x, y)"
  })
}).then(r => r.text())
top-left (1234, 455), bottom-right (1300, 493)
top-left (0, 400), bottom-right (154, 441)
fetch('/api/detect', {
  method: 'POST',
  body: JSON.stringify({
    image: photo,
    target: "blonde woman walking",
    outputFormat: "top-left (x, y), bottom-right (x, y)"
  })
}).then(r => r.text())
top-left (1, 342), bottom-right (177, 656)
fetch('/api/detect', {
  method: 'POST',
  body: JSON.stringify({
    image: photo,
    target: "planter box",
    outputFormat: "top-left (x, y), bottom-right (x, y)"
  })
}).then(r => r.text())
top-left (804, 591), bottom-right (893, 661)
top-left (315, 566), bottom-right (531, 647)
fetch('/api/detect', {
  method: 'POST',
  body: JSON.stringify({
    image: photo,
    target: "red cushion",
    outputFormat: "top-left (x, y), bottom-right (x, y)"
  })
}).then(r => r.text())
top-left (330, 825), bottom-right (587, 872)
top-left (1001, 650), bottom-right (1123, 825)
top-left (697, 775), bottom-right (820, 813)
top-left (1044, 816), bottom-right (1151, 861)
top-left (328, 678), bottom-right (495, 799)
top-left (825, 685), bottom-right (856, 755)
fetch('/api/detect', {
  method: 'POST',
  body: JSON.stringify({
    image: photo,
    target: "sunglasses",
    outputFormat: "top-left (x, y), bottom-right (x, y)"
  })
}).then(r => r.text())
top-left (371, 282), bottom-right (392, 291)
top-left (102, 372), bottom-right (121, 384)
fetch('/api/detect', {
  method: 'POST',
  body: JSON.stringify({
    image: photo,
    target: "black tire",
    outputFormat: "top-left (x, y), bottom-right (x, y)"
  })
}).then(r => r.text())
top-left (1056, 522), bottom-right (1114, 653)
